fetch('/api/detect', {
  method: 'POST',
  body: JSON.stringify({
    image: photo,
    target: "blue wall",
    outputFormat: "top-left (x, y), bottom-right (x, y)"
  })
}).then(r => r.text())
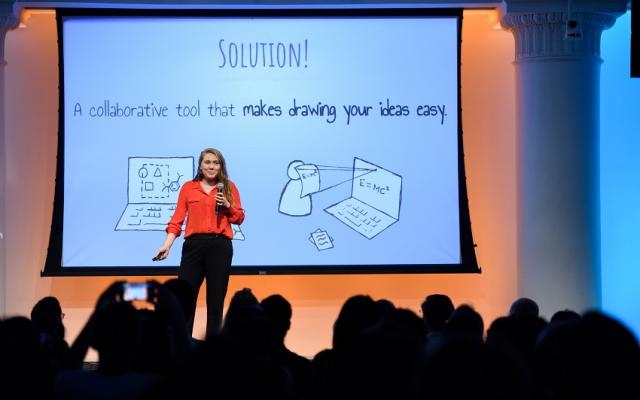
top-left (601, 11), bottom-right (640, 339)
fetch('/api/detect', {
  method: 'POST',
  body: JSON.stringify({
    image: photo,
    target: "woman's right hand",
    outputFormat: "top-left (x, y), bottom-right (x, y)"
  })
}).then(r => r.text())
top-left (154, 233), bottom-right (176, 261)
top-left (154, 245), bottom-right (171, 261)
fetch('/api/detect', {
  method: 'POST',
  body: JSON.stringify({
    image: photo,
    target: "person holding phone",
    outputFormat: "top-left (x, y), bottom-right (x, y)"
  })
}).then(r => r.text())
top-left (154, 148), bottom-right (245, 337)
top-left (65, 281), bottom-right (190, 370)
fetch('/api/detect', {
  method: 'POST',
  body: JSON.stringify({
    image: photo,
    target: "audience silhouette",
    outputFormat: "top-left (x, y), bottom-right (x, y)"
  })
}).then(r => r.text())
top-left (2, 285), bottom-right (638, 400)
top-left (261, 294), bottom-right (313, 399)
top-left (30, 296), bottom-right (71, 376)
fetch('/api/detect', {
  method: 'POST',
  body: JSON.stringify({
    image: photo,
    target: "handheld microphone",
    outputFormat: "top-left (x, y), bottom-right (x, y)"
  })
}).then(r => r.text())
top-left (215, 182), bottom-right (224, 215)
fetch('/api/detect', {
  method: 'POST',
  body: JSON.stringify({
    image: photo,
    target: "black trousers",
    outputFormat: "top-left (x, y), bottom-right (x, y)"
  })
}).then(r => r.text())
top-left (178, 234), bottom-right (232, 338)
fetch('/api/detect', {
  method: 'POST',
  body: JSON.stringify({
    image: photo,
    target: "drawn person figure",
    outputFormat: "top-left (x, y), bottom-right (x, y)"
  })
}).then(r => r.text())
top-left (279, 160), bottom-right (312, 216)
top-left (154, 148), bottom-right (245, 337)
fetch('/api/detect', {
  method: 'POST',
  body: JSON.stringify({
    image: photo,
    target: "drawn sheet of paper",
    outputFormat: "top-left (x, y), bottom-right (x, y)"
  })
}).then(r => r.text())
top-left (309, 228), bottom-right (334, 250)
top-left (296, 164), bottom-right (321, 197)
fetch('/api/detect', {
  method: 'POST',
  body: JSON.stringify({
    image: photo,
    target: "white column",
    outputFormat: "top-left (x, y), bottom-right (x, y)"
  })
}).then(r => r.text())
top-left (0, 8), bottom-right (19, 316)
top-left (501, 4), bottom-right (623, 316)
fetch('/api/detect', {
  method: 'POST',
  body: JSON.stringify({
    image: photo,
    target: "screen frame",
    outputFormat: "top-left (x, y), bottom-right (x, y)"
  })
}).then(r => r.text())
top-left (43, 7), bottom-right (480, 276)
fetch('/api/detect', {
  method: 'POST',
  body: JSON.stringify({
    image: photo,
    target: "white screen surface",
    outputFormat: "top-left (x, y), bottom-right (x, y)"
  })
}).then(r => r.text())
top-left (59, 12), bottom-right (464, 270)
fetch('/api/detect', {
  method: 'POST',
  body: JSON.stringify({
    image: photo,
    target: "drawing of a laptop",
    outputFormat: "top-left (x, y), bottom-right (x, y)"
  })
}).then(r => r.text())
top-left (325, 158), bottom-right (402, 239)
top-left (115, 157), bottom-right (194, 231)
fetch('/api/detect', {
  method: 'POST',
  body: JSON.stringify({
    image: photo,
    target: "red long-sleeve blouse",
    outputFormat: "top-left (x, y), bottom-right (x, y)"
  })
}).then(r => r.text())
top-left (166, 179), bottom-right (245, 240)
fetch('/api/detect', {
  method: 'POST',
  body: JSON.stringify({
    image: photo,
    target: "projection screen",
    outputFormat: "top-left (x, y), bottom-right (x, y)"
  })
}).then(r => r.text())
top-left (43, 8), bottom-right (479, 275)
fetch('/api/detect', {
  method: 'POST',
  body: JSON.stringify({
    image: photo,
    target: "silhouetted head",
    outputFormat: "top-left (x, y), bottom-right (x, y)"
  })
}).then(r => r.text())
top-left (443, 304), bottom-right (484, 342)
top-left (229, 288), bottom-right (259, 310)
top-left (421, 294), bottom-right (454, 334)
top-left (333, 295), bottom-right (380, 350)
top-left (31, 296), bottom-right (66, 347)
top-left (550, 309), bottom-right (581, 324)
top-left (375, 298), bottom-right (396, 317)
top-left (260, 294), bottom-right (292, 341)
top-left (509, 297), bottom-right (539, 318)
top-left (223, 288), bottom-right (262, 335)
top-left (31, 296), bottom-right (63, 322)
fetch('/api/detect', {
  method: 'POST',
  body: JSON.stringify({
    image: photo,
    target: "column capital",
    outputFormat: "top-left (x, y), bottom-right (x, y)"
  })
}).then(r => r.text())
top-left (500, 0), bottom-right (625, 63)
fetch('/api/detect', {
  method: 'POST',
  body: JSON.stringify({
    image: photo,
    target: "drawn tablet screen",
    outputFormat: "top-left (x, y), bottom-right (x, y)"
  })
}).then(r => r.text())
top-left (47, 9), bottom-right (479, 274)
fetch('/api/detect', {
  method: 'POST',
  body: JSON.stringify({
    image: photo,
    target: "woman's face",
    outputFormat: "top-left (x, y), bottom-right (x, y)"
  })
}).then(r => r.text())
top-left (200, 152), bottom-right (221, 181)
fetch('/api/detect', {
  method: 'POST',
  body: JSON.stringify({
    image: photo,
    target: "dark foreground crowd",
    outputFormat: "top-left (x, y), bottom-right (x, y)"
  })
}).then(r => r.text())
top-left (1, 280), bottom-right (639, 400)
